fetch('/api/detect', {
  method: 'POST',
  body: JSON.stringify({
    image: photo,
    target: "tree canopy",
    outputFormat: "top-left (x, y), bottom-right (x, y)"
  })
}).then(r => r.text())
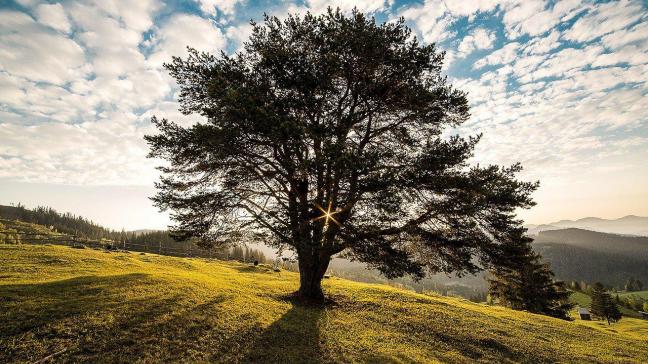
top-left (146, 9), bottom-right (538, 300)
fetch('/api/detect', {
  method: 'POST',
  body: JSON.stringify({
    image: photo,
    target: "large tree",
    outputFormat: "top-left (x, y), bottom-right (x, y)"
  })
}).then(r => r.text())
top-left (146, 10), bottom-right (538, 301)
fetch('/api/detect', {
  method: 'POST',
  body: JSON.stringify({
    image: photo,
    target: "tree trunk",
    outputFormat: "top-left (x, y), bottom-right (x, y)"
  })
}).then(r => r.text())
top-left (297, 250), bottom-right (331, 302)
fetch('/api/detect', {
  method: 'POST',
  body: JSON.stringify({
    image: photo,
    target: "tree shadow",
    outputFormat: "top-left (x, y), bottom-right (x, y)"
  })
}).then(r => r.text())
top-left (240, 302), bottom-right (329, 363)
top-left (0, 274), bottom-right (184, 362)
top-left (0, 274), bottom-right (154, 336)
top-left (230, 264), bottom-right (275, 274)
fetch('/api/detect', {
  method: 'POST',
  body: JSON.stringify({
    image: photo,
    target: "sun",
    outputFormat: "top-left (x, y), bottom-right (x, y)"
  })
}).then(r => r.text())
top-left (312, 201), bottom-right (340, 226)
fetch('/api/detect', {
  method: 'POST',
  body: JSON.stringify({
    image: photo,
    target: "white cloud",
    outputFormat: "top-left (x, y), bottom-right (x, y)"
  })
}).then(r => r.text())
top-left (458, 28), bottom-right (496, 57)
top-left (306, 0), bottom-right (391, 14)
top-left (148, 14), bottom-right (226, 68)
top-left (522, 30), bottom-right (560, 55)
top-left (443, 0), bottom-right (501, 18)
top-left (0, 11), bottom-right (88, 85)
top-left (195, 0), bottom-right (244, 17)
top-left (226, 22), bottom-right (255, 51)
top-left (518, 45), bottom-right (604, 82)
top-left (0, 1), bottom-right (172, 184)
top-left (399, 0), bottom-right (500, 44)
top-left (601, 21), bottom-right (648, 50)
top-left (34, 3), bottom-right (72, 33)
top-left (0, 118), bottom-right (157, 185)
top-left (501, 0), bottom-right (584, 39)
top-left (563, 0), bottom-right (644, 43)
top-left (474, 42), bottom-right (520, 69)
top-left (400, 1), bottom-right (455, 43)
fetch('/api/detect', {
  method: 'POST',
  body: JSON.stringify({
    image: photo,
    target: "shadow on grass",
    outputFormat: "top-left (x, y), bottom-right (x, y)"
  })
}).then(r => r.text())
top-left (241, 302), bottom-right (328, 364)
top-left (230, 264), bottom-right (274, 274)
top-left (0, 273), bottom-right (185, 362)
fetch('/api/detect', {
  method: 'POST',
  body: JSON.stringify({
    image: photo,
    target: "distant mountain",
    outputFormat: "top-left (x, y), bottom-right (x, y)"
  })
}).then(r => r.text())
top-left (525, 224), bottom-right (561, 235)
top-left (533, 228), bottom-right (648, 287)
top-left (527, 215), bottom-right (648, 236)
top-left (535, 228), bottom-right (648, 257)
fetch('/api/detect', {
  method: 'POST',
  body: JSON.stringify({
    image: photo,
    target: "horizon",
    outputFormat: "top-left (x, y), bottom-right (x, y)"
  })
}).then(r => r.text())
top-left (1, 192), bottom-right (647, 232)
top-left (1, 0), bottom-right (648, 230)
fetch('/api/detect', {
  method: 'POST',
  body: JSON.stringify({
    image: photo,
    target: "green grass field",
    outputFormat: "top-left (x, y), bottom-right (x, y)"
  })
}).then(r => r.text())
top-left (618, 291), bottom-right (648, 300)
top-left (1, 244), bottom-right (647, 363)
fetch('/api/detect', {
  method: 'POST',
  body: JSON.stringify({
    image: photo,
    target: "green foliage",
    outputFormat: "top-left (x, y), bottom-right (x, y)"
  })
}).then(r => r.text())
top-left (590, 282), bottom-right (622, 325)
top-left (625, 277), bottom-right (644, 292)
top-left (620, 294), bottom-right (648, 312)
top-left (643, 302), bottom-right (648, 312)
top-left (488, 237), bottom-right (573, 319)
top-left (2, 244), bottom-right (648, 363)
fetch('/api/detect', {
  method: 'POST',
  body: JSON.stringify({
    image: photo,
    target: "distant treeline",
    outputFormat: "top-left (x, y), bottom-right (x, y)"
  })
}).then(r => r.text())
top-left (0, 204), bottom-right (269, 263)
top-left (0, 204), bottom-right (115, 239)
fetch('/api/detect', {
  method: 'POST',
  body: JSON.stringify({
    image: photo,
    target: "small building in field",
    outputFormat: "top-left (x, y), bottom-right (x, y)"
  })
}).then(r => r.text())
top-left (639, 311), bottom-right (648, 320)
top-left (578, 307), bottom-right (591, 320)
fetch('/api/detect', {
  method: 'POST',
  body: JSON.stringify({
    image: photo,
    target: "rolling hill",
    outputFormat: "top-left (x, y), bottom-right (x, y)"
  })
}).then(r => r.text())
top-left (533, 228), bottom-right (648, 287)
top-left (1, 244), bottom-right (647, 363)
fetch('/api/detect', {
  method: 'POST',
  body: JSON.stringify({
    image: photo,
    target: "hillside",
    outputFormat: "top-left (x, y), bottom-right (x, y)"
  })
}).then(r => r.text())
top-left (0, 204), bottom-right (113, 240)
top-left (1, 245), bottom-right (647, 363)
top-left (535, 228), bottom-right (648, 257)
top-left (0, 219), bottom-right (75, 245)
top-left (532, 228), bottom-right (648, 287)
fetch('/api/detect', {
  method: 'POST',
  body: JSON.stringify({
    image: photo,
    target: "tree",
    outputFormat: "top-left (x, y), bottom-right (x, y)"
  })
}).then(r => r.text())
top-left (625, 277), bottom-right (636, 291)
top-left (488, 236), bottom-right (574, 319)
top-left (146, 10), bottom-right (538, 301)
top-left (590, 282), bottom-right (622, 325)
top-left (569, 281), bottom-right (581, 291)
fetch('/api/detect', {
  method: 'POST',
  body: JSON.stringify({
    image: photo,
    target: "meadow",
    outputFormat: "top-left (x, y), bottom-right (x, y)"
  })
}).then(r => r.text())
top-left (1, 244), bottom-right (647, 363)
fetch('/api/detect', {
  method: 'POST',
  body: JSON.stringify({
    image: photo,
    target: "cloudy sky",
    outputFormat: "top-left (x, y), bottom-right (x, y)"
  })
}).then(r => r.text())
top-left (0, 0), bottom-right (647, 230)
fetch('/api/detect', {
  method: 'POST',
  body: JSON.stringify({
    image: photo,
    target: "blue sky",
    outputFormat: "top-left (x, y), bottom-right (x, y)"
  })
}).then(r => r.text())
top-left (0, 0), bottom-right (647, 230)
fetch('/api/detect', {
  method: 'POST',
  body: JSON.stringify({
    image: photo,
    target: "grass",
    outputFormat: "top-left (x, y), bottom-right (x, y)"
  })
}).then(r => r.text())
top-left (1, 244), bottom-right (647, 363)
top-left (618, 291), bottom-right (648, 300)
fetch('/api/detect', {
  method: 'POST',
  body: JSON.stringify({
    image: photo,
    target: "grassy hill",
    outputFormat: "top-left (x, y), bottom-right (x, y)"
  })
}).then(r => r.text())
top-left (619, 291), bottom-right (648, 300)
top-left (1, 244), bottom-right (647, 363)
top-left (0, 219), bottom-right (72, 245)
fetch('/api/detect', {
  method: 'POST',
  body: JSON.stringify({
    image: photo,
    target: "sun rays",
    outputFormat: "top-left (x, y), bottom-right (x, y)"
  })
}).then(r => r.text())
top-left (312, 201), bottom-right (341, 227)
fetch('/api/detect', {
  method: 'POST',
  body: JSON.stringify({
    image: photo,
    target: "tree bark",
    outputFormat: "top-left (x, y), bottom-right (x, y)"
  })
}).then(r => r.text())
top-left (297, 250), bottom-right (331, 302)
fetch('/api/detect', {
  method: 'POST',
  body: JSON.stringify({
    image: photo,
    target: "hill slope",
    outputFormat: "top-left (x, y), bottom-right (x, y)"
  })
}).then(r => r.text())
top-left (532, 228), bottom-right (648, 287)
top-left (1, 244), bottom-right (647, 363)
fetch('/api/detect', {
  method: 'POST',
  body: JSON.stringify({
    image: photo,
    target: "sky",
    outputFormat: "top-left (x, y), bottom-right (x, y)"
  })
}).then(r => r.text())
top-left (0, 0), bottom-right (647, 230)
